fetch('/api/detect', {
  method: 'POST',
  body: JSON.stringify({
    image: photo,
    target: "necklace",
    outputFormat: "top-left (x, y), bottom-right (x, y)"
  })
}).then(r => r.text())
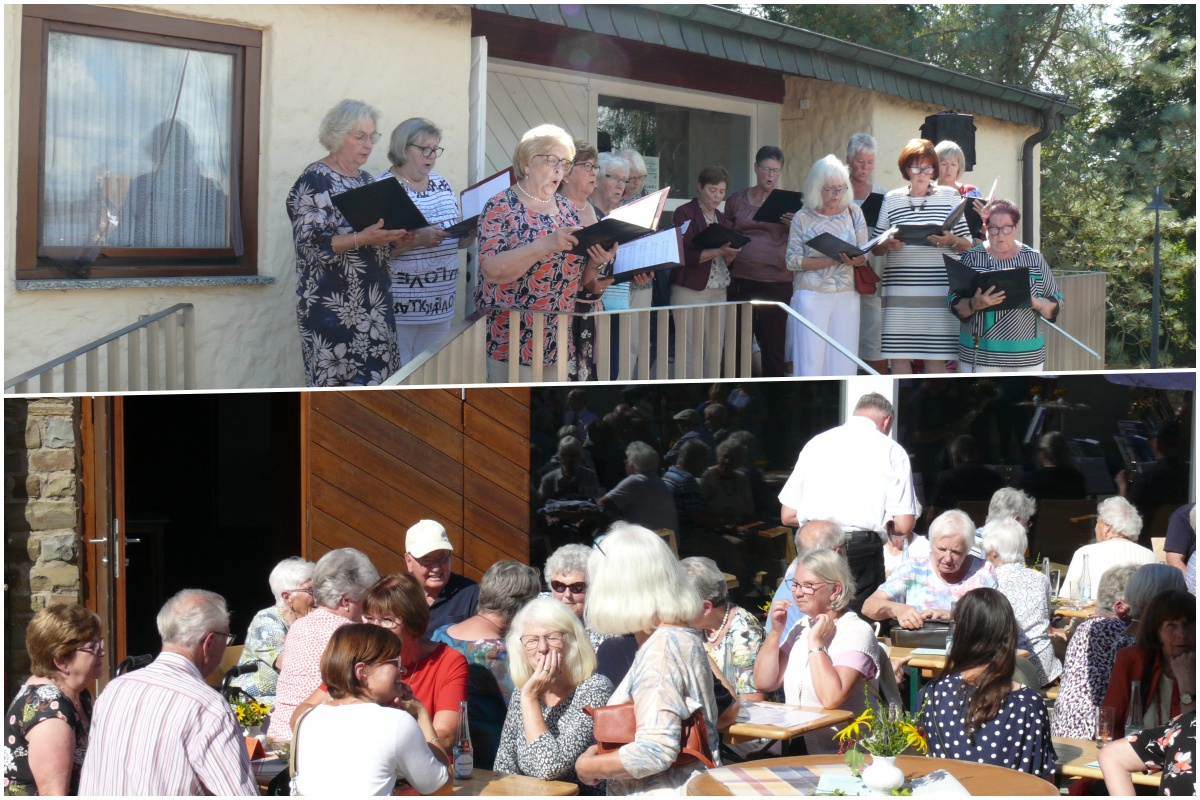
top-left (327, 154), bottom-right (358, 178)
top-left (396, 170), bottom-right (428, 192)
top-left (706, 604), bottom-right (733, 644)
top-left (516, 181), bottom-right (552, 204)
top-left (906, 188), bottom-right (928, 214)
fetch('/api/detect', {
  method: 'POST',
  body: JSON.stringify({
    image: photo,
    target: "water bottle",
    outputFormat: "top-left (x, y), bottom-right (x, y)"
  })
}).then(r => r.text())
top-left (452, 701), bottom-right (473, 780)
top-left (1079, 554), bottom-right (1092, 605)
top-left (945, 599), bottom-right (956, 652)
top-left (1125, 682), bottom-right (1144, 737)
top-left (1042, 557), bottom-right (1051, 582)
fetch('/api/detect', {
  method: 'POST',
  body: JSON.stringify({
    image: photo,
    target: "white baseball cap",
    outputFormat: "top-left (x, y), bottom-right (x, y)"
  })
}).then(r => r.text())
top-left (406, 519), bottom-right (453, 558)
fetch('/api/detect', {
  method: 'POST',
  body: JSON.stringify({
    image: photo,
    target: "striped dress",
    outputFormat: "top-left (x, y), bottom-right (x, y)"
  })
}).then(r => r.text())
top-left (375, 170), bottom-right (461, 325)
top-left (950, 243), bottom-right (1063, 367)
top-left (874, 186), bottom-right (971, 359)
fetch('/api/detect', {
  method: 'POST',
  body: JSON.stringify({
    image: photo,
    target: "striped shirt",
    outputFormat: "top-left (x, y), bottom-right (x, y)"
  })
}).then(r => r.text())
top-left (874, 186), bottom-right (971, 359)
top-left (78, 652), bottom-right (257, 796)
top-left (376, 171), bottom-right (461, 325)
top-left (950, 243), bottom-right (1062, 368)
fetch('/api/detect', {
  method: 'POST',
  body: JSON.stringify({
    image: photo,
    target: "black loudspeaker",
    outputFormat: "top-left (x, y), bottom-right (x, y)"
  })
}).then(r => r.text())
top-left (920, 111), bottom-right (977, 171)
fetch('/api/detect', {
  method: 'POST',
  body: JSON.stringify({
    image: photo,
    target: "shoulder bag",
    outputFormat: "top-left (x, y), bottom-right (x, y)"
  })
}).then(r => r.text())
top-left (583, 702), bottom-right (716, 769)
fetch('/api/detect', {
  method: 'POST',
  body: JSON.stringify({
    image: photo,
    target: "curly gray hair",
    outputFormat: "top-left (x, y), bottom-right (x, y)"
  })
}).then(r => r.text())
top-left (544, 544), bottom-right (592, 585)
top-left (318, 99), bottom-right (381, 153)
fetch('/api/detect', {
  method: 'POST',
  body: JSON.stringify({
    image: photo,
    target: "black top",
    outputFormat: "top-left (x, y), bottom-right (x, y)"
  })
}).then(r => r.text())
top-left (1164, 502), bottom-right (1196, 561)
top-left (1017, 466), bottom-right (1088, 501)
top-left (425, 572), bottom-right (481, 636)
top-left (1130, 457), bottom-right (1191, 542)
top-left (1129, 710), bottom-right (1195, 797)
top-left (4, 683), bottom-right (93, 795)
top-left (929, 463), bottom-right (1005, 510)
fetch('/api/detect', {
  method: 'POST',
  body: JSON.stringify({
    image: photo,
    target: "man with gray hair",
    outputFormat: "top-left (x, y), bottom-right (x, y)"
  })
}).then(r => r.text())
top-left (538, 436), bottom-right (600, 504)
top-left (767, 519), bottom-right (848, 637)
top-left (598, 441), bottom-right (678, 534)
top-left (80, 590), bottom-right (257, 796)
top-left (777, 392), bottom-right (919, 614)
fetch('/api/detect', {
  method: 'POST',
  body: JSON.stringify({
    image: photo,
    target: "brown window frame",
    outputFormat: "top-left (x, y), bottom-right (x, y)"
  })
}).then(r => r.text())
top-left (16, 5), bottom-right (261, 280)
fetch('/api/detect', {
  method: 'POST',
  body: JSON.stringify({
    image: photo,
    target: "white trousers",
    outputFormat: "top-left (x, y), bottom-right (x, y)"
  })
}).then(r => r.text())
top-left (396, 321), bottom-right (451, 366)
top-left (670, 285), bottom-right (727, 378)
top-left (789, 289), bottom-right (861, 377)
top-left (626, 285), bottom-right (654, 377)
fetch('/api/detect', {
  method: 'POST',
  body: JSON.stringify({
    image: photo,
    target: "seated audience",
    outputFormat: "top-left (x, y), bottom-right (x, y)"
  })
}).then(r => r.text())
top-left (1163, 503), bottom-right (1196, 577)
top-left (575, 523), bottom-right (722, 794)
top-left (862, 510), bottom-right (997, 629)
top-left (1060, 497), bottom-right (1155, 599)
top-left (768, 520), bottom-right (849, 637)
top-left (1051, 564), bottom-right (1140, 739)
top-left (980, 518), bottom-right (1061, 686)
top-left (539, 436), bottom-right (601, 504)
top-left (919, 588), bottom-right (1056, 779)
top-left (431, 561), bottom-right (541, 770)
top-left (1116, 419), bottom-right (1191, 537)
top-left (231, 556), bottom-right (314, 705)
top-left (1017, 431), bottom-right (1087, 500)
top-left (927, 435), bottom-right (1004, 521)
top-left (267, 547), bottom-right (380, 741)
top-left (494, 598), bottom-right (614, 794)
top-left (755, 549), bottom-right (880, 754)
top-left (681, 556), bottom-right (767, 701)
top-left (662, 438), bottom-right (710, 548)
top-left (542, 543), bottom-right (611, 650)
top-left (80, 590), bottom-right (257, 795)
top-left (1104, 589), bottom-right (1195, 738)
top-left (291, 625), bottom-right (450, 796)
top-left (5, 605), bottom-right (103, 795)
top-left (597, 442), bottom-right (678, 534)
top-left (663, 409), bottom-right (715, 467)
top-left (726, 430), bottom-right (772, 519)
top-left (699, 440), bottom-right (754, 526)
top-left (405, 519), bottom-right (480, 635)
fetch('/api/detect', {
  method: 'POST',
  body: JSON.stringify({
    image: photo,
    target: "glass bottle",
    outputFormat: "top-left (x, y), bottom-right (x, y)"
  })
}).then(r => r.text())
top-left (1078, 554), bottom-right (1092, 604)
top-left (452, 700), bottom-right (473, 780)
top-left (1124, 681), bottom-right (1144, 737)
top-left (945, 599), bottom-right (956, 652)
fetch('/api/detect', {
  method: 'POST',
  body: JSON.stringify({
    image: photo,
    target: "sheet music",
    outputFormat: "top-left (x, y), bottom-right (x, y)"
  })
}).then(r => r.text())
top-left (612, 227), bottom-right (680, 275)
top-left (608, 188), bottom-right (669, 229)
top-left (986, 177), bottom-right (999, 202)
top-left (461, 171), bottom-right (512, 220)
top-left (735, 702), bottom-right (825, 729)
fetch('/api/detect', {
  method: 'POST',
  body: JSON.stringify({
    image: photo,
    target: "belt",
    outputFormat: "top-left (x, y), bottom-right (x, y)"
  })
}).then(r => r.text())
top-left (845, 529), bottom-right (882, 543)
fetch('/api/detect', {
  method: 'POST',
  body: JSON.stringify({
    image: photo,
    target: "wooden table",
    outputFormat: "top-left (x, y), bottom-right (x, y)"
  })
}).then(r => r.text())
top-left (888, 644), bottom-right (1028, 709)
top-left (453, 769), bottom-right (578, 795)
top-left (1054, 736), bottom-right (1162, 788)
top-left (1053, 603), bottom-right (1096, 620)
top-left (252, 755), bottom-right (286, 792)
top-left (686, 754), bottom-right (1058, 795)
top-left (723, 702), bottom-right (854, 745)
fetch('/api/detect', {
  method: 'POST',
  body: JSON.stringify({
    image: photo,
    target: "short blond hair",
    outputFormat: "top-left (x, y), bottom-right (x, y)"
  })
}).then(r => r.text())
top-left (512, 124), bottom-right (575, 177)
top-left (585, 523), bottom-right (701, 635)
top-left (798, 549), bottom-right (854, 611)
top-left (507, 598), bottom-right (596, 688)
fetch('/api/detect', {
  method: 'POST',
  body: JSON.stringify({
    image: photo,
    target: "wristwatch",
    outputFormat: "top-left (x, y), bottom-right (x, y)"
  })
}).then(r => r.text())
top-left (809, 646), bottom-right (829, 656)
top-left (1182, 692), bottom-right (1194, 705)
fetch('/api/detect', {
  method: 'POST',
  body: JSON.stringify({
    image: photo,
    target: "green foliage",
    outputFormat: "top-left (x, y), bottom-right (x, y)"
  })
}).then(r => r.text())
top-left (749, 5), bottom-right (923, 56)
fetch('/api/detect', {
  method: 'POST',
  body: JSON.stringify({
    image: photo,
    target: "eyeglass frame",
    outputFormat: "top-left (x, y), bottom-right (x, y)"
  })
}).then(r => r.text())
top-left (550, 580), bottom-right (587, 595)
top-left (532, 154), bottom-right (572, 171)
top-left (350, 130), bottom-right (382, 145)
top-left (784, 579), bottom-right (832, 595)
top-left (602, 173), bottom-right (630, 185)
top-left (519, 633), bottom-right (567, 650)
top-left (986, 224), bottom-right (1017, 236)
top-left (209, 630), bottom-right (237, 646)
top-left (75, 638), bottom-right (106, 656)
top-left (570, 160), bottom-right (599, 174)
top-left (907, 164), bottom-right (936, 176)
top-left (363, 614), bottom-right (402, 630)
top-left (756, 165), bottom-right (783, 176)
top-left (407, 143), bottom-right (445, 158)
top-left (363, 656), bottom-right (408, 677)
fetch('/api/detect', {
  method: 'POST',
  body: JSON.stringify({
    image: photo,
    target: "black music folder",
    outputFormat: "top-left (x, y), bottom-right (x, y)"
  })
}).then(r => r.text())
top-left (805, 227), bottom-right (897, 260)
top-left (691, 224), bottom-right (751, 250)
top-left (860, 192), bottom-right (884, 229)
top-left (894, 197), bottom-right (970, 245)
top-left (331, 179), bottom-right (430, 232)
top-left (567, 217), bottom-right (656, 257)
top-left (943, 255), bottom-right (1031, 311)
top-left (752, 189), bottom-right (804, 223)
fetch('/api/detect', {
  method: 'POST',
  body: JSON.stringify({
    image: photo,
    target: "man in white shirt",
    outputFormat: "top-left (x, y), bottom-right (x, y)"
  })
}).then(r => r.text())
top-left (80, 589), bottom-right (258, 796)
top-left (777, 392), bottom-right (919, 614)
top-left (1060, 496), bottom-right (1157, 600)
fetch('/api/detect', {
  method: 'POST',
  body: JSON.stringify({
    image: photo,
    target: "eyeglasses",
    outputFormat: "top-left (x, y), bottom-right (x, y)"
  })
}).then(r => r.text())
top-left (376, 657), bottom-right (408, 676)
top-left (908, 165), bottom-right (935, 175)
top-left (414, 552), bottom-right (451, 569)
top-left (76, 639), bottom-right (106, 656)
top-left (757, 166), bottom-right (782, 176)
top-left (604, 174), bottom-right (629, 185)
top-left (628, 174), bottom-right (646, 182)
top-left (571, 161), bottom-right (599, 173)
top-left (822, 185), bottom-right (848, 195)
top-left (350, 130), bottom-right (382, 145)
top-left (292, 586), bottom-right (314, 596)
top-left (785, 580), bottom-right (831, 594)
top-left (986, 225), bottom-right (1016, 236)
top-left (520, 633), bottom-right (566, 650)
top-left (210, 631), bottom-right (237, 646)
top-left (550, 580), bottom-right (587, 594)
top-left (408, 144), bottom-right (445, 158)
top-left (363, 615), bottom-right (401, 629)
top-left (533, 154), bottom-right (572, 171)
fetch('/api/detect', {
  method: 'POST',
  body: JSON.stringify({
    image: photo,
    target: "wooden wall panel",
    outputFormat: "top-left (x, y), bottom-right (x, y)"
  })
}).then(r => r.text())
top-left (303, 388), bottom-right (531, 584)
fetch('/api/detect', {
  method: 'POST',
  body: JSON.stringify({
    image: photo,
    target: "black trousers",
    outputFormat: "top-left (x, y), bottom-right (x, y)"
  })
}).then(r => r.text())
top-left (845, 531), bottom-right (885, 616)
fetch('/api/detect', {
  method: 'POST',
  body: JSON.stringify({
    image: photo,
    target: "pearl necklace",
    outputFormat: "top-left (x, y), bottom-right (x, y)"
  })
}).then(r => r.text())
top-left (706, 604), bottom-right (733, 644)
top-left (516, 181), bottom-right (553, 204)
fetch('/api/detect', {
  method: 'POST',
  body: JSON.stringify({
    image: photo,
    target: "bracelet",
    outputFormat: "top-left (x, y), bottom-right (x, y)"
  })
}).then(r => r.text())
top-left (809, 646), bottom-right (829, 655)
top-left (353, 231), bottom-right (359, 249)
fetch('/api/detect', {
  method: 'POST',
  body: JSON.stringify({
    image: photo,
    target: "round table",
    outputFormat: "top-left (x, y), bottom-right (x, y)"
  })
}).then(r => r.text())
top-left (686, 755), bottom-right (1058, 796)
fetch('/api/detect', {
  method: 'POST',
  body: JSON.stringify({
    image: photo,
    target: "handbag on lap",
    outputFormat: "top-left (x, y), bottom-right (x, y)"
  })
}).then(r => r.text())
top-left (583, 702), bottom-right (716, 769)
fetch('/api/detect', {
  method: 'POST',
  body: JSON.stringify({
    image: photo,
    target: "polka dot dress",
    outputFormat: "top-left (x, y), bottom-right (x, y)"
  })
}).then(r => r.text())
top-left (919, 673), bottom-right (1056, 780)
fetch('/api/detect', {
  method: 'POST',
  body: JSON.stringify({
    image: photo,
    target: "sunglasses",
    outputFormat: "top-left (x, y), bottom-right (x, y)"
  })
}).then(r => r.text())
top-left (551, 580), bottom-right (587, 594)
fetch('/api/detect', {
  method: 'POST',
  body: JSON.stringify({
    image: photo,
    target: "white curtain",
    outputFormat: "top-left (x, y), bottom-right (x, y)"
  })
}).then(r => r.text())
top-left (42, 32), bottom-right (234, 254)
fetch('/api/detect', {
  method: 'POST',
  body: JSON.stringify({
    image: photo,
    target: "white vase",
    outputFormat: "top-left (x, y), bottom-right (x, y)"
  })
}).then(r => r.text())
top-left (861, 755), bottom-right (905, 795)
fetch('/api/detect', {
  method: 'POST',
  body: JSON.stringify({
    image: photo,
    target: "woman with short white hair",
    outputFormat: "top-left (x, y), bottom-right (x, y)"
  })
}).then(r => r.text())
top-left (574, 524), bottom-right (720, 794)
top-left (543, 544), bottom-right (610, 650)
top-left (494, 598), bottom-right (614, 794)
top-left (617, 148), bottom-right (649, 205)
top-left (785, 154), bottom-right (868, 376)
top-left (981, 518), bottom-right (1061, 686)
top-left (231, 556), bottom-right (315, 704)
top-left (756, 549), bottom-right (880, 754)
top-left (863, 509), bottom-right (998, 629)
top-left (478, 125), bottom-right (615, 383)
top-left (1059, 496), bottom-right (1156, 599)
top-left (986, 487), bottom-right (1038, 528)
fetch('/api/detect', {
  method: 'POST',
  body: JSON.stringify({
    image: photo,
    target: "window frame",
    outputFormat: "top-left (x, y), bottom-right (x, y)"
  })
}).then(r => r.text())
top-left (16, 5), bottom-right (262, 279)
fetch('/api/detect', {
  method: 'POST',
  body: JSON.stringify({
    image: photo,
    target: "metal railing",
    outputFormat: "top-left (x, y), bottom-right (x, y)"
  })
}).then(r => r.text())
top-left (385, 300), bottom-right (877, 385)
top-left (5, 304), bottom-right (195, 394)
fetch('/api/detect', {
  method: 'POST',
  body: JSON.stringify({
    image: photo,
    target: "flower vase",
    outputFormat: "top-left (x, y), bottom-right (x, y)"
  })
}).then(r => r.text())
top-left (244, 724), bottom-right (263, 740)
top-left (861, 755), bottom-right (905, 795)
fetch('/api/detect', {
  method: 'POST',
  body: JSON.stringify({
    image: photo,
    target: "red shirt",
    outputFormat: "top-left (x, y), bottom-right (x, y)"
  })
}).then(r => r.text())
top-left (406, 642), bottom-right (469, 715)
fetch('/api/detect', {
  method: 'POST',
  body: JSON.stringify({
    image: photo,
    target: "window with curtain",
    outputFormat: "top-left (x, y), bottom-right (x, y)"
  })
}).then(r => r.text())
top-left (17, 6), bottom-right (261, 279)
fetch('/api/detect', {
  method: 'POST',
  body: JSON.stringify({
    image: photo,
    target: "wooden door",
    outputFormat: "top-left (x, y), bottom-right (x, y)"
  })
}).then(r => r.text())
top-left (301, 388), bottom-right (531, 581)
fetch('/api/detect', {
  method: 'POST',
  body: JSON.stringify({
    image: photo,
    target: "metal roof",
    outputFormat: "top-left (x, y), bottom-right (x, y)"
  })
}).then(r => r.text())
top-left (472, 4), bottom-right (1079, 126)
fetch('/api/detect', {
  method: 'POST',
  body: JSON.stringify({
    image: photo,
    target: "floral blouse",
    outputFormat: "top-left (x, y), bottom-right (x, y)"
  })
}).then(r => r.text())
top-left (430, 625), bottom-right (513, 770)
top-left (476, 188), bottom-right (586, 367)
top-left (4, 683), bottom-right (92, 795)
top-left (1050, 616), bottom-right (1134, 739)
top-left (705, 606), bottom-right (765, 698)
top-left (1128, 711), bottom-right (1195, 796)
top-left (785, 204), bottom-right (868, 293)
top-left (877, 556), bottom-right (997, 613)
top-left (287, 162), bottom-right (399, 386)
top-left (229, 605), bottom-right (288, 704)
top-left (994, 563), bottom-right (1062, 687)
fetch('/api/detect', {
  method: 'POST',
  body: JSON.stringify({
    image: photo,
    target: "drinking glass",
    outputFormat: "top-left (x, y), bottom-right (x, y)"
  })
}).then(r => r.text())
top-left (1095, 707), bottom-right (1115, 748)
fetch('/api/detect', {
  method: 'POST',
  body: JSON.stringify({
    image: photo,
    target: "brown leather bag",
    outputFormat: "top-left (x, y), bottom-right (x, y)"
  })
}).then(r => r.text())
top-left (853, 262), bottom-right (881, 295)
top-left (584, 702), bottom-right (716, 769)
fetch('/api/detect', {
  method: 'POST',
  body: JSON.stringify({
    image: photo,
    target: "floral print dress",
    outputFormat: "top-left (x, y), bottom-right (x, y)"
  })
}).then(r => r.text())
top-left (4, 684), bottom-right (92, 795)
top-left (229, 605), bottom-right (288, 705)
top-left (1129, 711), bottom-right (1195, 796)
top-left (287, 162), bottom-right (399, 387)
top-left (1050, 616), bottom-right (1134, 739)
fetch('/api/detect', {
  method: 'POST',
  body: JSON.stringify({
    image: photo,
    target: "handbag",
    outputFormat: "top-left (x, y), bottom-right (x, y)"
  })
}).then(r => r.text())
top-left (889, 621), bottom-right (950, 649)
top-left (584, 702), bottom-right (716, 769)
top-left (853, 261), bottom-right (881, 295)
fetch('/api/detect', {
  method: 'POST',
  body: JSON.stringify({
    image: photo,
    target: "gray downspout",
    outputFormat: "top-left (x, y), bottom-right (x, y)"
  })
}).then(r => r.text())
top-left (1021, 109), bottom-right (1058, 245)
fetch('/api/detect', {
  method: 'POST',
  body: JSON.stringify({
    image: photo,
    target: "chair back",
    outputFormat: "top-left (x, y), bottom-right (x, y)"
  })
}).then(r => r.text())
top-left (206, 644), bottom-right (245, 688)
top-left (873, 641), bottom-right (905, 710)
top-left (1013, 655), bottom-right (1041, 689)
top-left (1151, 537), bottom-right (1167, 563)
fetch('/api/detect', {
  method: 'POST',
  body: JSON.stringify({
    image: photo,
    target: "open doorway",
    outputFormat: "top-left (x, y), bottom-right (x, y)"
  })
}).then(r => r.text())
top-left (121, 393), bottom-right (302, 658)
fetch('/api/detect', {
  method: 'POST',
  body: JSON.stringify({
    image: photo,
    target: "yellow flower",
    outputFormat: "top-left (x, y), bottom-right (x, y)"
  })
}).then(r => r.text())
top-left (899, 721), bottom-right (928, 754)
top-left (835, 707), bottom-right (874, 743)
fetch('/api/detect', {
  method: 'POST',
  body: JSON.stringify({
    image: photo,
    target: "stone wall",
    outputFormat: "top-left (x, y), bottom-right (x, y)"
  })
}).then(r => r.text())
top-left (4, 398), bottom-right (83, 694)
